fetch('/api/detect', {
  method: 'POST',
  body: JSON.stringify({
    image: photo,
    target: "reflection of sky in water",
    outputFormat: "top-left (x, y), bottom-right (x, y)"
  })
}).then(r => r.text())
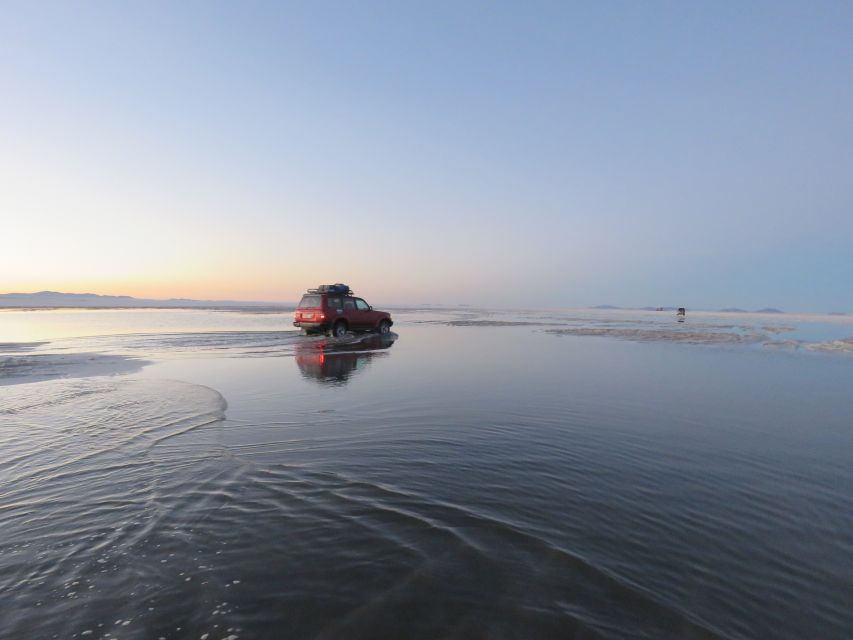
top-left (0, 308), bottom-right (294, 342)
top-left (1, 312), bottom-right (852, 639)
top-left (775, 320), bottom-right (853, 342)
top-left (1, 308), bottom-right (852, 364)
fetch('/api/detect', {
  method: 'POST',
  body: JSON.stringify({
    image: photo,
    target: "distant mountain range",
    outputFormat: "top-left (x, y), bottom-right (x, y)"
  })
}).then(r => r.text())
top-left (0, 291), bottom-right (291, 309)
top-left (720, 307), bottom-right (785, 314)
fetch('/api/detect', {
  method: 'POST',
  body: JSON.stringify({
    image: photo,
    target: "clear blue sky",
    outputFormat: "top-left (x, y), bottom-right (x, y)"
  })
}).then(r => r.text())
top-left (2, 1), bottom-right (851, 310)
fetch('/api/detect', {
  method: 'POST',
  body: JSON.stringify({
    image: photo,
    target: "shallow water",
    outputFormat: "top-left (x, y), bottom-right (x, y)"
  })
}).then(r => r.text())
top-left (1, 309), bottom-right (852, 639)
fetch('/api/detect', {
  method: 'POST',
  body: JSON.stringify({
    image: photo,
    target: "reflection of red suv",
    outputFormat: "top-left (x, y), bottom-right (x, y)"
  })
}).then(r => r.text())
top-left (294, 333), bottom-right (397, 383)
top-left (294, 289), bottom-right (393, 337)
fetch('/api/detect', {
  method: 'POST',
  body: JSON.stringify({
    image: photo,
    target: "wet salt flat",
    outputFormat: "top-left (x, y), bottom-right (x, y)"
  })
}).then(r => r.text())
top-left (1, 308), bottom-right (852, 639)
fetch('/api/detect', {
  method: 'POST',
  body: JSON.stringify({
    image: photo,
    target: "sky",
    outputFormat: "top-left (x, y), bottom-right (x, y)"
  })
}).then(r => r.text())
top-left (2, 1), bottom-right (851, 310)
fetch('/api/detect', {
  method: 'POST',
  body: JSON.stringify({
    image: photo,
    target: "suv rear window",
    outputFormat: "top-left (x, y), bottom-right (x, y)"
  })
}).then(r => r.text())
top-left (298, 295), bottom-right (321, 309)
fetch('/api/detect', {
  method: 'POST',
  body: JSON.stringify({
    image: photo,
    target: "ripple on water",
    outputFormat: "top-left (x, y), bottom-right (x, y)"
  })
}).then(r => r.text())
top-left (0, 376), bottom-right (720, 640)
top-left (0, 378), bottom-right (228, 638)
top-left (1, 371), bottom-right (850, 639)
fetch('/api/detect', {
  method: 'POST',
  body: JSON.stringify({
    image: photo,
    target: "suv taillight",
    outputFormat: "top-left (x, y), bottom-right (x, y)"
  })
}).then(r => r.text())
top-left (296, 311), bottom-right (324, 320)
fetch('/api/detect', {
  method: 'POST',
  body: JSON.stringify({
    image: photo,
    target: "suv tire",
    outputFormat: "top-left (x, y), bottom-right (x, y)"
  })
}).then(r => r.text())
top-left (332, 320), bottom-right (348, 338)
top-left (377, 320), bottom-right (392, 335)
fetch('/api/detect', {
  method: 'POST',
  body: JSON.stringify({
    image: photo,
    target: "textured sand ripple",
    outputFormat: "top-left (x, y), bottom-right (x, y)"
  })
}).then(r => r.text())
top-left (806, 337), bottom-right (853, 353)
top-left (547, 327), bottom-right (768, 345)
top-left (0, 352), bottom-right (148, 386)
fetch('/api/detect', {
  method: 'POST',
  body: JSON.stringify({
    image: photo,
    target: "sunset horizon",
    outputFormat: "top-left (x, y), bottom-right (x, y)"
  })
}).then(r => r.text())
top-left (3, 286), bottom-right (850, 314)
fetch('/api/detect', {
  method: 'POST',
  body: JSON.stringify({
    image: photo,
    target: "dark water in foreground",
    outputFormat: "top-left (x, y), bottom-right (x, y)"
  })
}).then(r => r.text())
top-left (1, 313), bottom-right (852, 639)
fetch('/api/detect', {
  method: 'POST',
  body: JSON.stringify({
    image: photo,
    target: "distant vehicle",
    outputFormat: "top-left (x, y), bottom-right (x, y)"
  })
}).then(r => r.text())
top-left (293, 284), bottom-right (394, 337)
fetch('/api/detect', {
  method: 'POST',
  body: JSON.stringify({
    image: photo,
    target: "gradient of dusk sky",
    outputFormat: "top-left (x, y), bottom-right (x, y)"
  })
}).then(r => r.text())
top-left (2, 1), bottom-right (851, 310)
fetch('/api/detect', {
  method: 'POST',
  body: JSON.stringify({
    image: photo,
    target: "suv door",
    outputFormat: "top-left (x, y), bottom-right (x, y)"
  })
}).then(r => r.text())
top-left (325, 295), bottom-right (344, 325)
top-left (352, 298), bottom-right (373, 329)
top-left (342, 296), bottom-right (358, 328)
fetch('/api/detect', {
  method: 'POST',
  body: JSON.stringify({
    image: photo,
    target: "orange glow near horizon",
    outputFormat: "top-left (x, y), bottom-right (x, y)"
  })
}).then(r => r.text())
top-left (1, 243), bottom-right (494, 304)
top-left (0, 273), bottom-right (477, 305)
top-left (1, 271), bottom-right (438, 304)
top-left (3, 277), bottom-right (305, 302)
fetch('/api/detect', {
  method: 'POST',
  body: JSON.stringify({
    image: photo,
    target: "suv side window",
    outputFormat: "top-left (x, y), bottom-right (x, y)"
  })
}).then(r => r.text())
top-left (355, 299), bottom-right (370, 311)
top-left (343, 297), bottom-right (356, 310)
top-left (327, 296), bottom-right (342, 309)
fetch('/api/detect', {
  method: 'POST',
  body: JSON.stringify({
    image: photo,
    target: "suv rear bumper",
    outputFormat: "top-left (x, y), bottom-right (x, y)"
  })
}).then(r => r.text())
top-left (293, 321), bottom-right (329, 330)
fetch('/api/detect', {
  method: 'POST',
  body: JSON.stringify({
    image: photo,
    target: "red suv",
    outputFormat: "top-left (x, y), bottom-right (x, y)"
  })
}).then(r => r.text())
top-left (294, 286), bottom-right (393, 337)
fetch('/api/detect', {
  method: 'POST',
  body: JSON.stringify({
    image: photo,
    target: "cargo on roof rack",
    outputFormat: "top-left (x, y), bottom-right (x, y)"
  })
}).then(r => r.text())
top-left (308, 283), bottom-right (352, 295)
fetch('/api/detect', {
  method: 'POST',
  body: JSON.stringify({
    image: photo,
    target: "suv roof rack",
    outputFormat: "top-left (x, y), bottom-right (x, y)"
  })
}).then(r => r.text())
top-left (307, 284), bottom-right (353, 295)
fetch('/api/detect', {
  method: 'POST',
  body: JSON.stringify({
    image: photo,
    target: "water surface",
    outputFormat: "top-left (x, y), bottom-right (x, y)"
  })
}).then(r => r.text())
top-left (1, 308), bottom-right (851, 639)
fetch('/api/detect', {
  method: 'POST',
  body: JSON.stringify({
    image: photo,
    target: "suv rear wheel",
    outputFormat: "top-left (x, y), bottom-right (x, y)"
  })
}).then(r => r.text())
top-left (331, 320), bottom-right (348, 338)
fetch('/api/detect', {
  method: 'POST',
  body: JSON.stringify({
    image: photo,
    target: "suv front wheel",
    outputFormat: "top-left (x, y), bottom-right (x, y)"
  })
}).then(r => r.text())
top-left (377, 320), bottom-right (392, 335)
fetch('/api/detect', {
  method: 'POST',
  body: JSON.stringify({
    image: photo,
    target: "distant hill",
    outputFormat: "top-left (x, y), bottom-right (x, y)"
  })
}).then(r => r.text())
top-left (827, 311), bottom-right (847, 316)
top-left (592, 305), bottom-right (622, 309)
top-left (719, 307), bottom-right (785, 314)
top-left (0, 291), bottom-right (291, 309)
